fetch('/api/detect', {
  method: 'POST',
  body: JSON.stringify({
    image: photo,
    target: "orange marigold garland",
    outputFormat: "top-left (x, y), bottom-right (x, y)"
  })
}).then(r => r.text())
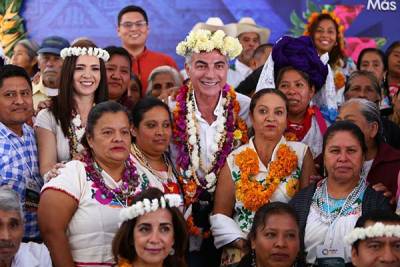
top-left (235, 145), bottom-right (298, 211)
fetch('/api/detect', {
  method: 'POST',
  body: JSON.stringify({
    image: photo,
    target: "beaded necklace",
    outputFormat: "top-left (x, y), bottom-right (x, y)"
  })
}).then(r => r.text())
top-left (81, 151), bottom-right (140, 207)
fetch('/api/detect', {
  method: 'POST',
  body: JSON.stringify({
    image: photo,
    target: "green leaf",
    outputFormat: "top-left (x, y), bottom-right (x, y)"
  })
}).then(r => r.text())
top-left (375, 38), bottom-right (387, 48)
top-left (308, 0), bottom-right (320, 13)
top-left (290, 11), bottom-right (302, 27)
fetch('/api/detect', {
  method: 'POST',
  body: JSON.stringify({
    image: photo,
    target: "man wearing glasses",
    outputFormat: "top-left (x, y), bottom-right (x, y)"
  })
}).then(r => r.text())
top-left (117, 5), bottom-right (178, 95)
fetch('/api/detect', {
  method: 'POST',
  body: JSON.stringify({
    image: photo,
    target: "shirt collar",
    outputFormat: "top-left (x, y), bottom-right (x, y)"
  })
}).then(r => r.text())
top-left (192, 90), bottom-right (224, 119)
top-left (32, 77), bottom-right (59, 95)
top-left (235, 59), bottom-right (253, 76)
top-left (131, 46), bottom-right (148, 60)
top-left (0, 122), bottom-right (29, 139)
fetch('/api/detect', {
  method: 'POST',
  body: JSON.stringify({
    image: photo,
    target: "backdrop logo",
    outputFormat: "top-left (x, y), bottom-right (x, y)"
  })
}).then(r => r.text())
top-left (367, 0), bottom-right (397, 11)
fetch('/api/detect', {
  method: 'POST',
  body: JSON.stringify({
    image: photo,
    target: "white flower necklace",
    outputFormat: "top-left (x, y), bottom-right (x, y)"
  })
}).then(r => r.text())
top-left (185, 89), bottom-right (228, 191)
top-left (68, 111), bottom-right (86, 158)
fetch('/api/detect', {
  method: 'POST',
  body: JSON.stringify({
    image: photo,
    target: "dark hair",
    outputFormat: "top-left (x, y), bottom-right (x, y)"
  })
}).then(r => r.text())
top-left (250, 88), bottom-right (288, 114)
top-left (344, 70), bottom-right (381, 97)
top-left (352, 210), bottom-right (400, 249)
top-left (0, 64), bottom-right (32, 90)
top-left (82, 101), bottom-right (131, 149)
top-left (104, 46), bottom-right (132, 71)
top-left (51, 39), bottom-right (108, 137)
top-left (112, 188), bottom-right (187, 267)
top-left (238, 202), bottom-right (300, 267)
top-left (357, 48), bottom-right (387, 72)
top-left (385, 41), bottom-right (400, 60)
top-left (131, 74), bottom-right (143, 98)
top-left (276, 66), bottom-right (314, 90)
top-left (131, 97), bottom-right (172, 128)
top-left (118, 5), bottom-right (148, 25)
top-left (309, 13), bottom-right (344, 66)
top-left (322, 121), bottom-right (367, 166)
top-left (252, 43), bottom-right (273, 59)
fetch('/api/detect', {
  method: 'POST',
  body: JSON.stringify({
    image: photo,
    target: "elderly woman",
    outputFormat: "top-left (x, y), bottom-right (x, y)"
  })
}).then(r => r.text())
top-left (10, 38), bottom-right (39, 78)
top-left (357, 48), bottom-right (391, 115)
top-left (38, 101), bottom-right (147, 266)
top-left (237, 202), bottom-right (300, 267)
top-left (35, 39), bottom-right (108, 178)
top-left (337, 98), bottom-right (400, 198)
top-left (112, 187), bottom-right (187, 267)
top-left (290, 121), bottom-right (391, 266)
top-left (146, 66), bottom-right (182, 101)
top-left (211, 89), bottom-right (315, 266)
top-left (130, 97), bottom-right (182, 196)
top-left (344, 70), bottom-right (400, 149)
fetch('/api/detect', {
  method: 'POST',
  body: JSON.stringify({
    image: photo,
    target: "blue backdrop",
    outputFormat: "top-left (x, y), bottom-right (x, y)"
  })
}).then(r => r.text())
top-left (21, 0), bottom-right (400, 68)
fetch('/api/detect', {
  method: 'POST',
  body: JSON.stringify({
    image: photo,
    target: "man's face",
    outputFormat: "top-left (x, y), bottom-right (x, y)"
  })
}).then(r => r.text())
top-left (105, 54), bottom-right (131, 100)
top-left (238, 32), bottom-right (260, 65)
top-left (0, 76), bottom-right (33, 131)
top-left (352, 221), bottom-right (400, 267)
top-left (117, 12), bottom-right (149, 48)
top-left (0, 210), bottom-right (23, 265)
top-left (38, 53), bottom-right (64, 88)
top-left (185, 50), bottom-right (228, 98)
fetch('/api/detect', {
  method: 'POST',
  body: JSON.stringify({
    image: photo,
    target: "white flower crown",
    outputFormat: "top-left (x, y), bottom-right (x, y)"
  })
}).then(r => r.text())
top-left (176, 29), bottom-right (242, 59)
top-left (119, 194), bottom-right (182, 222)
top-left (60, 46), bottom-right (110, 62)
top-left (345, 222), bottom-right (400, 245)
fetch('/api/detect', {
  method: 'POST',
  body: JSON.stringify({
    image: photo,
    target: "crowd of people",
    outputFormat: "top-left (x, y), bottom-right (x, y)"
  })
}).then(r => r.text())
top-left (1, 4), bottom-right (400, 267)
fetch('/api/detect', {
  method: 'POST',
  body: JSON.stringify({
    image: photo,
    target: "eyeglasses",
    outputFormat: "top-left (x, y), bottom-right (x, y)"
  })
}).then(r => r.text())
top-left (120, 20), bottom-right (147, 29)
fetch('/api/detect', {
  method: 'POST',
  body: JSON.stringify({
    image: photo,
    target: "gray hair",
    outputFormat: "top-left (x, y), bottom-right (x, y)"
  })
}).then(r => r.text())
top-left (146, 65), bottom-right (182, 94)
top-left (344, 70), bottom-right (381, 97)
top-left (0, 187), bottom-right (24, 221)
top-left (341, 98), bottom-right (383, 143)
top-left (184, 52), bottom-right (229, 66)
top-left (15, 38), bottom-right (39, 60)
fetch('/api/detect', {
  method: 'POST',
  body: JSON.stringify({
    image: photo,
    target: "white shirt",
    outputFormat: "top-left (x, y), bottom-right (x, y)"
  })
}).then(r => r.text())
top-left (12, 242), bottom-right (52, 267)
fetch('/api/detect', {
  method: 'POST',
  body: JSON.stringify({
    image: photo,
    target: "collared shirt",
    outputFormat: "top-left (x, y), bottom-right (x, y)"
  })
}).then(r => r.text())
top-left (129, 47), bottom-right (178, 95)
top-left (12, 242), bottom-right (52, 267)
top-left (32, 77), bottom-right (59, 110)
top-left (228, 59), bottom-right (253, 87)
top-left (0, 122), bottom-right (43, 239)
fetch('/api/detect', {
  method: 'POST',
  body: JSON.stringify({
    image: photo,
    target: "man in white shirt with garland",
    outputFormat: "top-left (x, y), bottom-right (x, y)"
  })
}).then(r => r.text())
top-left (170, 29), bottom-right (251, 266)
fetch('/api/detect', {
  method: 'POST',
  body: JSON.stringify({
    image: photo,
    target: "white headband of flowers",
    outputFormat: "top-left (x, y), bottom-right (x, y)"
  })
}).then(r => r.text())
top-left (345, 222), bottom-right (400, 245)
top-left (176, 29), bottom-right (242, 60)
top-left (119, 194), bottom-right (182, 222)
top-left (60, 46), bottom-right (110, 62)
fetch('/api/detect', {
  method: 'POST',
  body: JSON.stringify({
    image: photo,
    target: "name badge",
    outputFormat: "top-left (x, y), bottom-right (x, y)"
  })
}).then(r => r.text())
top-left (316, 245), bottom-right (345, 267)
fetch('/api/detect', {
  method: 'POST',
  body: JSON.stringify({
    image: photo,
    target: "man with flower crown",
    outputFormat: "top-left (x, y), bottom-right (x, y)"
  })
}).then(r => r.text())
top-left (169, 29), bottom-right (251, 266)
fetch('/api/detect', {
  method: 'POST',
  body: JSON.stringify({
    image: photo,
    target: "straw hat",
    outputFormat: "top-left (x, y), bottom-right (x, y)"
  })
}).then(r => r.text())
top-left (192, 17), bottom-right (236, 37)
top-left (232, 17), bottom-right (271, 44)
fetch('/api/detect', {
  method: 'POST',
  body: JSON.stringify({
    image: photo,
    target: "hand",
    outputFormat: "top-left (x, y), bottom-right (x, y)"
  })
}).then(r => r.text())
top-left (372, 183), bottom-right (395, 204)
top-left (35, 99), bottom-right (53, 115)
top-left (43, 162), bottom-right (65, 182)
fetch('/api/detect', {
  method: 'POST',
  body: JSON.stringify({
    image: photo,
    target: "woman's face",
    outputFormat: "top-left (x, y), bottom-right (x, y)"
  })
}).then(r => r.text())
top-left (87, 111), bottom-right (131, 165)
top-left (278, 69), bottom-right (314, 117)
top-left (393, 92), bottom-right (400, 113)
top-left (337, 102), bottom-right (378, 146)
top-left (323, 131), bottom-right (364, 182)
top-left (388, 45), bottom-right (400, 78)
top-left (313, 19), bottom-right (338, 55)
top-left (151, 72), bottom-right (176, 99)
top-left (129, 79), bottom-right (141, 106)
top-left (11, 44), bottom-right (36, 71)
top-left (133, 106), bottom-right (172, 157)
top-left (251, 213), bottom-right (300, 267)
top-left (251, 93), bottom-right (287, 141)
top-left (344, 75), bottom-right (381, 104)
top-left (133, 208), bottom-right (175, 266)
top-left (359, 51), bottom-right (386, 82)
top-left (73, 55), bottom-right (101, 97)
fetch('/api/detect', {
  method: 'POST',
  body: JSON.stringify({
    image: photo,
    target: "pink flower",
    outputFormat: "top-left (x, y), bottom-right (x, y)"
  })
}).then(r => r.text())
top-left (333, 5), bottom-right (364, 31)
top-left (344, 37), bottom-right (377, 63)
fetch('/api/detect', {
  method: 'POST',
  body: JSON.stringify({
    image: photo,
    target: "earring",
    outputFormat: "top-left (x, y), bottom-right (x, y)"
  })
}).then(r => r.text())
top-left (251, 249), bottom-right (256, 267)
top-left (169, 248), bottom-right (175, 256)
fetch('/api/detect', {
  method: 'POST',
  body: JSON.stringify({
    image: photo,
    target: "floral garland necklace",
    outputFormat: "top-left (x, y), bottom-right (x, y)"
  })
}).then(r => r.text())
top-left (173, 83), bottom-right (248, 200)
top-left (81, 151), bottom-right (140, 207)
top-left (67, 110), bottom-right (86, 159)
top-left (235, 143), bottom-right (298, 212)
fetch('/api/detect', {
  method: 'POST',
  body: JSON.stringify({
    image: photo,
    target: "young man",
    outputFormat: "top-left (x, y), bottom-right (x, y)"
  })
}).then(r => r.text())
top-left (347, 210), bottom-right (400, 267)
top-left (0, 65), bottom-right (42, 242)
top-left (117, 5), bottom-right (178, 94)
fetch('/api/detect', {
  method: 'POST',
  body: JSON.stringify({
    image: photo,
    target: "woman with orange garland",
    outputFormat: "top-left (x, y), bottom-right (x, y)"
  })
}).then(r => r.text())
top-left (210, 89), bottom-right (316, 266)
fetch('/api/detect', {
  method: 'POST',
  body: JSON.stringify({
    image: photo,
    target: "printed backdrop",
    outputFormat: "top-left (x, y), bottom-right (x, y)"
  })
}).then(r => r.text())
top-left (18, 0), bottom-right (400, 67)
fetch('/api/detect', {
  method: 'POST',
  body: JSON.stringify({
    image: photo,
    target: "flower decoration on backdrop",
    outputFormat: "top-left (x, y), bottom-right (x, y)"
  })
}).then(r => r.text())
top-left (290, 0), bottom-right (386, 63)
top-left (0, 0), bottom-right (26, 56)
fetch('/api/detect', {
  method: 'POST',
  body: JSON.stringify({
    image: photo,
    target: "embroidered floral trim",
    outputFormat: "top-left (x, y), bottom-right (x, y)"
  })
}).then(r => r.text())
top-left (235, 145), bottom-right (298, 211)
top-left (345, 222), bottom-right (400, 245)
top-left (176, 29), bottom-right (242, 59)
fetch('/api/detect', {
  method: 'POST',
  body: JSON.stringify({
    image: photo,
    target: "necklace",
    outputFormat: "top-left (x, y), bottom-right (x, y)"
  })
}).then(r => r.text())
top-left (81, 151), bottom-right (140, 207)
top-left (67, 110), bottom-right (85, 159)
